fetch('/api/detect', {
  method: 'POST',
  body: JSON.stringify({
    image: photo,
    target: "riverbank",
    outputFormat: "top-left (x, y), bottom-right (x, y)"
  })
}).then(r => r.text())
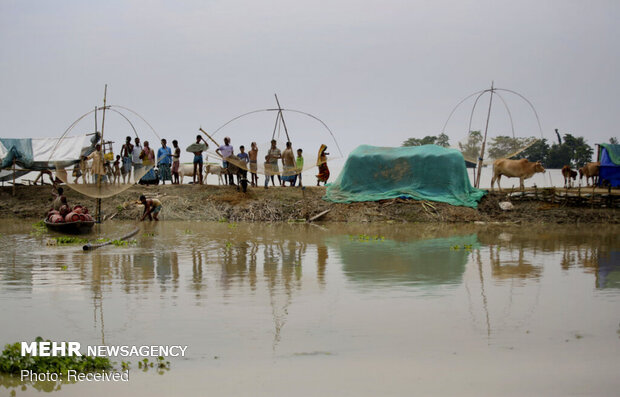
top-left (1, 185), bottom-right (618, 224)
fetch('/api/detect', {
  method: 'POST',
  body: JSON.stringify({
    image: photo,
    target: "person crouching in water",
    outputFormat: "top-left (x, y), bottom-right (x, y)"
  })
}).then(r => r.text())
top-left (139, 195), bottom-right (162, 221)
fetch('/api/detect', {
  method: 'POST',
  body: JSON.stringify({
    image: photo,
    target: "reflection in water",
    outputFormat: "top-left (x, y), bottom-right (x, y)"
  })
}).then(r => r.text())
top-left (0, 222), bottom-right (619, 396)
top-left (333, 235), bottom-right (478, 288)
top-left (596, 251), bottom-right (620, 289)
top-left (317, 244), bottom-right (328, 287)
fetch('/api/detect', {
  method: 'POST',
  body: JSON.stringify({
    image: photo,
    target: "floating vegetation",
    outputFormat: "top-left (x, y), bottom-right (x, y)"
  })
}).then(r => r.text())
top-left (184, 229), bottom-right (193, 234)
top-left (46, 236), bottom-right (136, 248)
top-left (348, 234), bottom-right (385, 242)
top-left (450, 244), bottom-right (474, 251)
top-left (110, 239), bottom-right (137, 247)
top-left (218, 218), bottom-right (228, 223)
top-left (225, 241), bottom-right (233, 250)
top-left (143, 232), bottom-right (155, 237)
top-left (137, 357), bottom-right (170, 375)
top-left (227, 222), bottom-right (238, 229)
top-left (116, 205), bottom-right (124, 212)
top-left (54, 236), bottom-right (90, 245)
top-left (30, 220), bottom-right (47, 236)
top-left (0, 337), bottom-right (112, 375)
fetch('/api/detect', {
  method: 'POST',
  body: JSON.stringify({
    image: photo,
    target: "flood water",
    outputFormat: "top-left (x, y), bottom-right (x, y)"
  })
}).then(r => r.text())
top-left (0, 220), bottom-right (619, 396)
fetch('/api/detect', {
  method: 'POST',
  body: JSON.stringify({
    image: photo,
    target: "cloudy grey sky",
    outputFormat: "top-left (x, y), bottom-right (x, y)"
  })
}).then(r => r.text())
top-left (1, 0), bottom-right (618, 159)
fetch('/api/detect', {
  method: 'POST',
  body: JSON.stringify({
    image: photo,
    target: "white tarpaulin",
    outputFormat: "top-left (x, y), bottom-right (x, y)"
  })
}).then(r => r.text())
top-left (0, 140), bottom-right (7, 161)
top-left (31, 135), bottom-right (88, 163)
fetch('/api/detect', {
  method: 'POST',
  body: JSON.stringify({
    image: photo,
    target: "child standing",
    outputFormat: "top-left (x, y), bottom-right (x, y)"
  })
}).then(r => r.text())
top-left (296, 148), bottom-right (304, 187)
top-left (113, 155), bottom-right (121, 184)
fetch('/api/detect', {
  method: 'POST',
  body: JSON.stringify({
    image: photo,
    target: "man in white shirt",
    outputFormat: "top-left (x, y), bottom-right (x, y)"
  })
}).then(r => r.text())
top-left (132, 137), bottom-right (143, 183)
top-left (216, 137), bottom-right (235, 185)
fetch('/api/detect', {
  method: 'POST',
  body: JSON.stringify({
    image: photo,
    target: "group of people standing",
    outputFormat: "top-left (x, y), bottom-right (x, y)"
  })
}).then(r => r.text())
top-left (79, 135), bottom-right (331, 187)
top-left (116, 136), bottom-right (181, 185)
top-left (190, 136), bottom-right (331, 188)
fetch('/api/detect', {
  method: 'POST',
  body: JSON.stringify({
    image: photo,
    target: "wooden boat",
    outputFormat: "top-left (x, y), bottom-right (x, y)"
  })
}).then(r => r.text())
top-left (44, 219), bottom-right (96, 234)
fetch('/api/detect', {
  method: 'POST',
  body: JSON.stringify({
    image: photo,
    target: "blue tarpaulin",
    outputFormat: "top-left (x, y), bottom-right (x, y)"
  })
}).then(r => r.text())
top-left (599, 144), bottom-right (620, 188)
top-left (0, 138), bottom-right (34, 169)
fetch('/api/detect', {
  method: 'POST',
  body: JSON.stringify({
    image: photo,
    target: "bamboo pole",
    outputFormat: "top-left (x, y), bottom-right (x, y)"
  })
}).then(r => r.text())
top-left (274, 94), bottom-right (291, 142)
top-left (198, 127), bottom-right (220, 147)
top-left (475, 81), bottom-right (494, 188)
top-left (12, 158), bottom-right (16, 196)
top-left (96, 85), bottom-right (108, 223)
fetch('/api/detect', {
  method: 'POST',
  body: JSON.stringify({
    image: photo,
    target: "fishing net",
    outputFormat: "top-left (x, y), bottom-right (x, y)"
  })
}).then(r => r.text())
top-left (197, 140), bottom-right (333, 178)
top-left (49, 105), bottom-right (160, 199)
top-left (198, 107), bottom-right (342, 177)
top-left (442, 87), bottom-right (545, 166)
top-left (454, 135), bottom-right (540, 166)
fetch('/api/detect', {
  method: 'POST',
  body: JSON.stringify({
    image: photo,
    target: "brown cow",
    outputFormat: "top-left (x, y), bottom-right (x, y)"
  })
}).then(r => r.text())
top-left (491, 158), bottom-right (546, 191)
top-left (561, 165), bottom-right (577, 188)
top-left (578, 162), bottom-right (600, 186)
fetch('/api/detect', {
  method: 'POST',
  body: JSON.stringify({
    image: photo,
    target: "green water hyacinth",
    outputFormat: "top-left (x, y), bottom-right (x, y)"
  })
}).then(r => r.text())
top-left (0, 337), bottom-right (112, 375)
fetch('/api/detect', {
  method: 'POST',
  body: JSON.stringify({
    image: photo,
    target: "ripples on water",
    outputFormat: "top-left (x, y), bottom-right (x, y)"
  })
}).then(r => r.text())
top-left (0, 220), bottom-right (619, 396)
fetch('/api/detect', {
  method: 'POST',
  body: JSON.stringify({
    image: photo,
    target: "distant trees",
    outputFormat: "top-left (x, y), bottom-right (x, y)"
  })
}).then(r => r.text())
top-left (517, 133), bottom-right (593, 168)
top-left (610, 137), bottom-right (618, 145)
top-left (402, 133), bottom-right (450, 148)
top-left (517, 138), bottom-right (549, 163)
top-left (403, 130), bottom-right (595, 169)
top-left (487, 136), bottom-right (537, 159)
top-left (458, 130), bottom-right (482, 161)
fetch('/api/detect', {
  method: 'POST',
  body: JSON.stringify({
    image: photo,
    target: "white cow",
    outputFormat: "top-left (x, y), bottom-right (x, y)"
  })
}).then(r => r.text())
top-left (205, 164), bottom-right (225, 185)
top-left (178, 163), bottom-right (202, 183)
top-left (177, 163), bottom-right (227, 185)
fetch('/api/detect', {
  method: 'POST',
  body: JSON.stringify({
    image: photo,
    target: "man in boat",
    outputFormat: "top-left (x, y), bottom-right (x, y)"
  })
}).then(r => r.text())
top-left (50, 186), bottom-right (70, 216)
top-left (139, 194), bottom-right (162, 221)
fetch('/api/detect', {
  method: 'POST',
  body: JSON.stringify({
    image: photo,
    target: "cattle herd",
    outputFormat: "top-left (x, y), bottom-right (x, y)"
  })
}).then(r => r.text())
top-left (491, 157), bottom-right (602, 191)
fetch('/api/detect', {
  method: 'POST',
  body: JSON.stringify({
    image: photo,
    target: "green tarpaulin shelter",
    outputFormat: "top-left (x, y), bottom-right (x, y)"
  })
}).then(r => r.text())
top-left (324, 144), bottom-right (486, 208)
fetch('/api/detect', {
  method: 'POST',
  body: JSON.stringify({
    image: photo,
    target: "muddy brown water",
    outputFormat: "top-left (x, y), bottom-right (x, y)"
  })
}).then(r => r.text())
top-left (0, 220), bottom-right (619, 396)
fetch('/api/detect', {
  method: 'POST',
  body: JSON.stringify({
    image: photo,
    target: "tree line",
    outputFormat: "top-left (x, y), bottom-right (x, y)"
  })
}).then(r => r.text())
top-left (403, 131), bottom-right (618, 169)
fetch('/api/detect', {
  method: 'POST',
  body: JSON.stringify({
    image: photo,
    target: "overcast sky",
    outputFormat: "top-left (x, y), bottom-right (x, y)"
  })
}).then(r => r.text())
top-left (1, 0), bottom-right (618, 160)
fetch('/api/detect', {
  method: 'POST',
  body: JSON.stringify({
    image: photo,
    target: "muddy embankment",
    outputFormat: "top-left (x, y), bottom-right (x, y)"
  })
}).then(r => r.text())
top-left (0, 185), bottom-right (618, 224)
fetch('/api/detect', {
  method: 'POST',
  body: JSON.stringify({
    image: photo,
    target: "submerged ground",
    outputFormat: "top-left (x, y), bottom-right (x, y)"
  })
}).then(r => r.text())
top-left (1, 185), bottom-right (618, 224)
top-left (0, 221), bottom-right (619, 396)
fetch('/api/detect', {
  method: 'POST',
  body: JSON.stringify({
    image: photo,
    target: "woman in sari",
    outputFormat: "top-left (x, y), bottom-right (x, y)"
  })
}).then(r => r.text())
top-left (316, 144), bottom-right (330, 186)
top-left (139, 141), bottom-right (158, 184)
